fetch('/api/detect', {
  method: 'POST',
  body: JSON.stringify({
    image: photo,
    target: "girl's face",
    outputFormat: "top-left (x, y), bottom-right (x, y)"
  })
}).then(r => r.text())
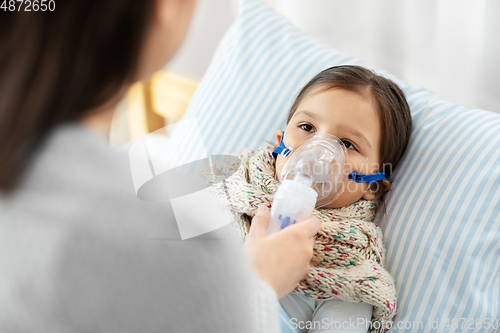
top-left (275, 86), bottom-right (383, 208)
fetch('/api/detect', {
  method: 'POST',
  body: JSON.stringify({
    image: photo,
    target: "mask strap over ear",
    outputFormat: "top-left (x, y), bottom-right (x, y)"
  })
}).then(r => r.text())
top-left (348, 171), bottom-right (387, 185)
top-left (272, 132), bottom-right (291, 159)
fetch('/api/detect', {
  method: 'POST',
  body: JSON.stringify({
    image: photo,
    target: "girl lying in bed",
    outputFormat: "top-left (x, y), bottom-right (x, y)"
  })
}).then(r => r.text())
top-left (206, 65), bottom-right (412, 333)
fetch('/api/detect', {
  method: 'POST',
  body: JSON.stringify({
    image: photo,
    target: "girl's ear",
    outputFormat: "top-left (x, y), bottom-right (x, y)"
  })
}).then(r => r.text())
top-left (362, 188), bottom-right (375, 200)
top-left (362, 179), bottom-right (391, 200)
top-left (276, 130), bottom-right (284, 145)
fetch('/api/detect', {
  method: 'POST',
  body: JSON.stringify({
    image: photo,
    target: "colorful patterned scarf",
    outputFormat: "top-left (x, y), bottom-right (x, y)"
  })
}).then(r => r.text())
top-left (203, 146), bottom-right (398, 332)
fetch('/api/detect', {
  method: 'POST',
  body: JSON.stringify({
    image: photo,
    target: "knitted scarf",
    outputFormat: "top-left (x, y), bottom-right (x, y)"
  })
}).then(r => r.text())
top-left (205, 146), bottom-right (398, 333)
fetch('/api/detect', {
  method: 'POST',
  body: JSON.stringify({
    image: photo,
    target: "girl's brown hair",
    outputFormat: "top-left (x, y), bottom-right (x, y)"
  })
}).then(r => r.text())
top-left (288, 65), bottom-right (412, 211)
top-left (0, 0), bottom-right (156, 193)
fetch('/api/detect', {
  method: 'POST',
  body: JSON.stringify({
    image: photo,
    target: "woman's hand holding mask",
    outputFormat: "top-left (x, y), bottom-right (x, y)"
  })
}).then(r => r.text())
top-left (244, 205), bottom-right (322, 299)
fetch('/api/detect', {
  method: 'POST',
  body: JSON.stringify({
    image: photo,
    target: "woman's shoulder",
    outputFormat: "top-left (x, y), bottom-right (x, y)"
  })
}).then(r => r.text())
top-left (4, 123), bottom-right (171, 231)
top-left (0, 124), bottom-right (255, 332)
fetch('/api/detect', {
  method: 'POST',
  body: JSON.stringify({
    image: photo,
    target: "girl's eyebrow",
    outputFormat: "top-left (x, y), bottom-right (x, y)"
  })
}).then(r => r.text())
top-left (294, 110), bottom-right (372, 149)
top-left (294, 110), bottom-right (323, 121)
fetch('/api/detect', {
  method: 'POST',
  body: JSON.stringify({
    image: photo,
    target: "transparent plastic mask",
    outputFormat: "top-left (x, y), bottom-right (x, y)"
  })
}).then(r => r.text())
top-left (279, 133), bottom-right (348, 208)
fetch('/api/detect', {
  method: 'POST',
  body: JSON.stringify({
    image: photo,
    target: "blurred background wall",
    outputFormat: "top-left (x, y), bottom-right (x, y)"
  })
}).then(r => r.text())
top-left (169, 0), bottom-right (499, 113)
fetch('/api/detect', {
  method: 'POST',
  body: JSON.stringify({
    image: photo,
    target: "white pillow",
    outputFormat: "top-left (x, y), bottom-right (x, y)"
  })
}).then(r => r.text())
top-left (178, 0), bottom-right (500, 330)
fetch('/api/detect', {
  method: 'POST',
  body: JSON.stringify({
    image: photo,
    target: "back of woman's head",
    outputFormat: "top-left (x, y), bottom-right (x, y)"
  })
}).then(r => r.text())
top-left (0, 0), bottom-right (156, 193)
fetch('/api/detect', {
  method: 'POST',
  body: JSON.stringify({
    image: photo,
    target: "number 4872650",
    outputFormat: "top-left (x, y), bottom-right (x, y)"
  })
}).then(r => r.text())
top-left (1, 0), bottom-right (55, 11)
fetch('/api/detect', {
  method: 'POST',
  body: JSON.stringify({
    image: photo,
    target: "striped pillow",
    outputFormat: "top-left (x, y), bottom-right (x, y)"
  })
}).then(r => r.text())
top-left (179, 0), bottom-right (500, 331)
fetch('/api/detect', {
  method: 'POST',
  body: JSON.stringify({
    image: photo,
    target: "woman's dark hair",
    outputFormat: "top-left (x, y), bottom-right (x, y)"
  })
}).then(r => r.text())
top-left (288, 65), bottom-right (412, 212)
top-left (0, 0), bottom-right (156, 193)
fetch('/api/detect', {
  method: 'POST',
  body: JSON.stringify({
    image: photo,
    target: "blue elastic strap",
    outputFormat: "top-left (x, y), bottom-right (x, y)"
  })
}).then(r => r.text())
top-left (348, 171), bottom-right (387, 185)
top-left (272, 132), bottom-right (291, 159)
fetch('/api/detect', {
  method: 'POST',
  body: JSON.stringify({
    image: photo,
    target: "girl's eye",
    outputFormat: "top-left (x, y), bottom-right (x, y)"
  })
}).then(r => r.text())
top-left (300, 123), bottom-right (315, 132)
top-left (342, 140), bottom-right (358, 151)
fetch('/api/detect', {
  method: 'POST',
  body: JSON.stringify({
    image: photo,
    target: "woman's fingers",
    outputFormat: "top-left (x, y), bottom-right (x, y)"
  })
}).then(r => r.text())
top-left (244, 209), bottom-right (322, 299)
top-left (287, 215), bottom-right (322, 238)
top-left (250, 206), bottom-right (322, 239)
top-left (247, 205), bottom-right (270, 239)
